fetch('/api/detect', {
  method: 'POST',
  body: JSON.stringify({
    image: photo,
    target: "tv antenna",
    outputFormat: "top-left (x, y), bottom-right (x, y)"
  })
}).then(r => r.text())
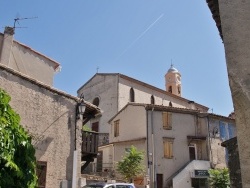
top-left (13, 16), bottom-right (38, 30)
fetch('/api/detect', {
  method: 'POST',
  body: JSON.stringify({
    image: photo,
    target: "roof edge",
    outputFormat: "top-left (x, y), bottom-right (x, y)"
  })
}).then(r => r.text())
top-left (13, 40), bottom-right (61, 70)
top-left (0, 64), bottom-right (101, 111)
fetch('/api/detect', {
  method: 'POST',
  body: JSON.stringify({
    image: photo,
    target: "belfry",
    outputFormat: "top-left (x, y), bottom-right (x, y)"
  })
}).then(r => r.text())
top-left (165, 64), bottom-right (182, 96)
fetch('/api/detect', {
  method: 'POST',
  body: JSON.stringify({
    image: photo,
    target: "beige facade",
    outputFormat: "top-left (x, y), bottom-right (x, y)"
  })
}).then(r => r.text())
top-left (0, 27), bottom-right (60, 86)
top-left (0, 64), bottom-right (100, 188)
top-left (206, 1), bottom-right (250, 187)
top-left (77, 73), bottom-right (208, 140)
top-left (165, 65), bottom-right (182, 96)
top-left (101, 103), bottom-right (236, 188)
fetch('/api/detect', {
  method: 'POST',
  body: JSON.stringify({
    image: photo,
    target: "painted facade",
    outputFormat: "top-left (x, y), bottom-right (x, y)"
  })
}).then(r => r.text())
top-left (77, 71), bottom-right (208, 141)
top-left (99, 103), bottom-right (236, 188)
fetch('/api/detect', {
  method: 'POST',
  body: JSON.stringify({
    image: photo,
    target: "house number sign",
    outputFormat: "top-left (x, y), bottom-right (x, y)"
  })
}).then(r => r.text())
top-left (194, 170), bottom-right (209, 177)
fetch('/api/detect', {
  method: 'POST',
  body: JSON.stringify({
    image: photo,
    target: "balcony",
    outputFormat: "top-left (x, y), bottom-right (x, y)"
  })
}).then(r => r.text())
top-left (81, 130), bottom-right (99, 172)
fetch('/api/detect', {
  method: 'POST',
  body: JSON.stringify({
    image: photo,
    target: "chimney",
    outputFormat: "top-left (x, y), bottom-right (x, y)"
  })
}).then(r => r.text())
top-left (0, 27), bottom-right (14, 66)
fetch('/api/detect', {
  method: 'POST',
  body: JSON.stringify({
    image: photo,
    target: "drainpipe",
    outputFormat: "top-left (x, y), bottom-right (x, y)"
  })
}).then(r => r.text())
top-left (72, 104), bottom-right (80, 188)
top-left (206, 115), bottom-right (214, 167)
top-left (151, 107), bottom-right (155, 188)
top-left (146, 109), bottom-right (150, 185)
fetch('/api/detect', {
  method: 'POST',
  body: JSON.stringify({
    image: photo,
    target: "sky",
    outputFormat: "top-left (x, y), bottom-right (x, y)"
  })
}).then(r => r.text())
top-left (1, 0), bottom-right (234, 116)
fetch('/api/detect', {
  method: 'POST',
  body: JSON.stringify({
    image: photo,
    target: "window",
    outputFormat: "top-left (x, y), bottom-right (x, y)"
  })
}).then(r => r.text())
top-left (168, 86), bottom-right (172, 93)
top-left (151, 95), bottom-right (155, 104)
top-left (130, 88), bottom-right (135, 102)
top-left (116, 185), bottom-right (134, 188)
top-left (162, 112), bottom-right (172, 130)
top-left (37, 161), bottom-right (47, 188)
top-left (178, 85), bottom-right (181, 94)
top-left (92, 97), bottom-right (100, 106)
top-left (92, 122), bottom-right (99, 132)
top-left (106, 186), bottom-right (115, 188)
top-left (191, 178), bottom-right (208, 187)
top-left (125, 148), bottom-right (131, 152)
top-left (163, 139), bottom-right (174, 159)
top-left (114, 120), bottom-right (120, 137)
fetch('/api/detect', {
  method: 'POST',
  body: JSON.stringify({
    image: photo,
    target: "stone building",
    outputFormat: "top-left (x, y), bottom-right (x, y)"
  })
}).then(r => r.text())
top-left (206, 1), bottom-right (250, 186)
top-left (0, 27), bottom-right (101, 187)
top-left (77, 66), bottom-right (208, 145)
top-left (0, 27), bottom-right (60, 86)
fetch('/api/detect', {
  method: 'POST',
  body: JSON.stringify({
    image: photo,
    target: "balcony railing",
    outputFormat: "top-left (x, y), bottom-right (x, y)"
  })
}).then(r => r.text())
top-left (82, 130), bottom-right (99, 160)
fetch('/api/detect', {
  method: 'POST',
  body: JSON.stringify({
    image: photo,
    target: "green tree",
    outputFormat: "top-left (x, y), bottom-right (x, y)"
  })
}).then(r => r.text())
top-left (0, 89), bottom-right (37, 188)
top-left (117, 145), bottom-right (145, 182)
top-left (208, 168), bottom-right (230, 188)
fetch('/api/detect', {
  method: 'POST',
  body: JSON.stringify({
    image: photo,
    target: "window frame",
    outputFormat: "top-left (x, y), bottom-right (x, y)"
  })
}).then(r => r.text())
top-left (92, 97), bottom-right (100, 106)
top-left (37, 161), bottom-right (47, 188)
top-left (129, 88), bottom-right (135, 102)
top-left (162, 112), bottom-right (172, 130)
top-left (114, 120), bottom-right (120, 137)
top-left (163, 138), bottom-right (174, 159)
top-left (168, 86), bottom-right (172, 93)
top-left (151, 95), bottom-right (155, 104)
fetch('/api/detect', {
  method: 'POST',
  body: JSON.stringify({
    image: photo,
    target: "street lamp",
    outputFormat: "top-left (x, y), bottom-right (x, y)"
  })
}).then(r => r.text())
top-left (76, 100), bottom-right (86, 120)
top-left (77, 102), bottom-right (86, 120)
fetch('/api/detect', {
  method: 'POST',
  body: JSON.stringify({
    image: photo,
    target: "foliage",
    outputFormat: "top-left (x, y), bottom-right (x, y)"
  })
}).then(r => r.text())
top-left (117, 145), bottom-right (145, 182)
top-left (208, 168), bottom-right (230, 188)
top-left (0, 89), bottom-right (37, 188)
top-left (83, 125), bottom-right (92, 131)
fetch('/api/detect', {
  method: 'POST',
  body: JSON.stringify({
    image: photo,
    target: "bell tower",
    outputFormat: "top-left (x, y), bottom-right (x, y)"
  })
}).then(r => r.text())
top-left (165, 64), bottom-right (182, 96)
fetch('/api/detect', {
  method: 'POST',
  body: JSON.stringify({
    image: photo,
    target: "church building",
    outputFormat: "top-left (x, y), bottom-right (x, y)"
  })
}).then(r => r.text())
top-left (77, 65), bottom-right (208, 145)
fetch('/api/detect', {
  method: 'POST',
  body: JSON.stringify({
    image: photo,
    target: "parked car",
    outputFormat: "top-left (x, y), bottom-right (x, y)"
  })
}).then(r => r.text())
top-left (83, 183), bottom-right (135, 188)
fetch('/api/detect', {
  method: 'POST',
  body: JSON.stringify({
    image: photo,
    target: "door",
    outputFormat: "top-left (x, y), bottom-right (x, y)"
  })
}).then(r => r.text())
top-left (156, 174), bottom-right (163, 188)
top-left (189, 145), bottom-right (196, 161)
top-left (96, 151), bottom-right (103, 172)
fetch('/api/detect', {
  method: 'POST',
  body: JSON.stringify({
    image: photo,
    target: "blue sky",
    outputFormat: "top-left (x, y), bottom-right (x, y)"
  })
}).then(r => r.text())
top-left (1, 1), bottom-right (233, 116)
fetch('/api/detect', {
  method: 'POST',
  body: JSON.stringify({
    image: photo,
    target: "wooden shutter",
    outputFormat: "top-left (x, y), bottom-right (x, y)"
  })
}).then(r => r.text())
top-left (162, 112), bottom-right (172, 130)
top-left (164, 141), bottom-right (169, 157)
top-left (164, 141), bottom-right (173, 158)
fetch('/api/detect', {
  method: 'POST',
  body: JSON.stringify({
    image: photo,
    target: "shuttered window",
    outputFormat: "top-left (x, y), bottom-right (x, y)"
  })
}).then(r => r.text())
top-left (114, 120), bottom-right (120, 137)
top-left (163, 140), bottom-right (174, 159)
top-left (162, 112), bottom-right (172, 130)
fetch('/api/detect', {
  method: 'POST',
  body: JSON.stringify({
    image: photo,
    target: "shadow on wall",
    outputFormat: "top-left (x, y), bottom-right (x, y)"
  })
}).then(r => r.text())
top-left (66, 112), bottom-right (76, 181)
top-left (34, 136), bottom-right (54, 160)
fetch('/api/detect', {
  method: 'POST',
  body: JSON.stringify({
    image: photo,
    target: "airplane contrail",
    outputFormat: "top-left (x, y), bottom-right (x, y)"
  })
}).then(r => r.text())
top-left (116, 13), bottom-right (164, 60)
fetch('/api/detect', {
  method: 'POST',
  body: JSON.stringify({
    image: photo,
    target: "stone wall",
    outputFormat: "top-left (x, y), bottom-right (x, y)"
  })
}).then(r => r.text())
top-left (222, 137), bottom-right (242, 188)
top-left (218, 1), bottom-right (250, 187)
top-left (0, 27), bottom-right (59, 86)
top-left (0, 65), bottom-right (81, 188)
